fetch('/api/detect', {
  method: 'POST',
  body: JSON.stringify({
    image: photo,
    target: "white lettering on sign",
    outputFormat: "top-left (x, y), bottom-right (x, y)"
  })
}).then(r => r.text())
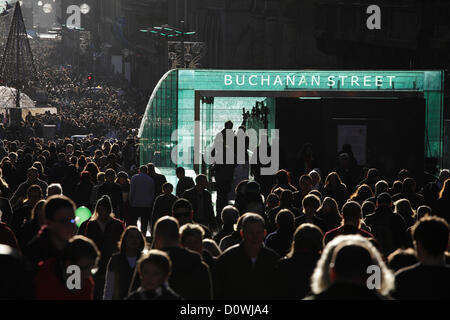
top-left (222, 74), bottom-right (396, 89)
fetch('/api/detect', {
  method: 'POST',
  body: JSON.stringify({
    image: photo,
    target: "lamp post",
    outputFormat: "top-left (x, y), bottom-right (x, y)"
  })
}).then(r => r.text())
top-left (140, 23), bottom-right (195, 68)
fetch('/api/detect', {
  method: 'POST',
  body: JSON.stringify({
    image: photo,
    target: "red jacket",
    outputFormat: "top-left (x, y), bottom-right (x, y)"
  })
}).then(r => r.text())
top-left (0, 222), bottom-right (20, 251)
top-left (33, 257), bottom-right (94, 300)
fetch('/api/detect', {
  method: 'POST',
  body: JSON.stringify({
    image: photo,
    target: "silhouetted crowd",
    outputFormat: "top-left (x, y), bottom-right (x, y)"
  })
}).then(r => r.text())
top-left (0, 129), bottom-right (449, 300)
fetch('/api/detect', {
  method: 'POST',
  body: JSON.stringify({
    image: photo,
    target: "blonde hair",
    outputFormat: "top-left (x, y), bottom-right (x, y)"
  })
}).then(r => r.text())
top-left (310, 235), bottom-right (394, 296)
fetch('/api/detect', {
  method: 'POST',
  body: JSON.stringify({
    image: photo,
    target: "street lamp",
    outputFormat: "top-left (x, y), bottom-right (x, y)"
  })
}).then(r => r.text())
top-left (140, 23), bottom-right (195, 68)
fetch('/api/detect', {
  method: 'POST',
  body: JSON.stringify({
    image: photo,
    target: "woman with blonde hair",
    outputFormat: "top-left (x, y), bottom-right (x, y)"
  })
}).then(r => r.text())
top-left (308, 234), bottom-right (394, 300)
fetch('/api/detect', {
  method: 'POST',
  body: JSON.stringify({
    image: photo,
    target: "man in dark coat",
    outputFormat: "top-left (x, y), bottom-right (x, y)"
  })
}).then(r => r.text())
top-left (150, 182), bottom-right (178, 233)
top-left (175, 167), bottom-right (195, 198)
top-left (10, 167), bottom-right (48, 210)
top-left (152, 216), bottom-right (212, 299)
top-left (97, 169), bottom-right (123, 219)
top-left (365, 193), bottom-right (407, 256)
top-left (23, 195), bottom-right (77, 267)
top-left (182, 175), bottom-right (215, 230)
top-left (147, 163), bottom-right (167, 198)
top-left (213, 213), bottom-right (279, 300)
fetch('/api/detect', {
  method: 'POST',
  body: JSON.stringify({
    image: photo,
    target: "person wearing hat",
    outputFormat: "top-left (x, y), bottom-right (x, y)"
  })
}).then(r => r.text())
top-left (364, 192), bottom-right (407, 256)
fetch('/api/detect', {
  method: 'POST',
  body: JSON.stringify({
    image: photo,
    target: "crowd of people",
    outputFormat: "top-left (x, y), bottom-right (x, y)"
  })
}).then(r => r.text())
top-left (0, 40), bottom-right (448, 301)
top-left (0, 125), bottom-right (448, 300)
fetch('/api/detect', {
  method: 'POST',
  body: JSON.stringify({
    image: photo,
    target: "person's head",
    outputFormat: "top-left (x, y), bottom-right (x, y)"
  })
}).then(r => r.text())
top-left (221, 205), bottom-right (239, 226)
top-left (366, 168), bottom-right (379, 181)
top-left (276, 169), bottom-right (290, 186)
top-left (93, 195), bottom-right (113, 221)
top-left (116, 171), bottom-right (129, 185)
top-left (311, 235), bottom-right (394, 296)
top-left (361, 200), bottom-right (375, 217)
top-left (266, 193), bottom-right (279, 209)
top-left (97, 172), bottom-right (105, 184)
top-left (46, 183), bottom-right (63, 198)
top-left (80, 171), bottom-right (91, 184)
top-left (203, 239), bottom-right (222, 258)
top-left (171, 198), bottom-right (193, 226)
top-left (320, 197), bottom-right (340, 217)
top-left (309, 190), bottom-right (322, 201)
top-left (325, 172), bottom-right (342, 187)
top-left (416, 205), bottom-right (432, 221)
top-left (63, 235), bottom-right (100, 282)
top-left (26, 184), bottom-right (43, 208)
top-left (44, 195), bottom-right (77, 242)
top-left (398, 169), bottom-right (411, 181)
top-left (387, 248), bottom-right (418, 272)
top-left (275, 209), bottom-right (295, 231)
top-left (240, 213), bottom-right (267, 254)
top-left (402, 177), bottom-right (417, 194)
top-left (302, 194), bottom-right (321, 214)
top-left (341, 201), bottom-right (362, 227)
top-left (279, 189), bottom-right (293, 207)
top-left (350, 184), bottom-right (373, 202)
top-left (146, 163), bottom-right (156, 175)
top-left (439, 178), bottom-right (450, 200)
top-left (152, 216), bottom-right (180, 249)
top-left (195, 174), bottom-right (208, 190)
top-left (309, 170), bottom-right (321, 187)
top-left (374, 180), bottom-right (388, 196)
top-left (31, 199), bottom-right (46, 226)
top-left (175, 166), bottom-right (185, 179)
top-left (299, 174), bottom-right (313, 194)
top-left (162, 182), bottom-right (173, 195)
top-left (105, 168), bottom-right (116, 183)
top-left (394, 199), bottom-right (415, 219)
top-left (118, 226), bottom-right (146, 256)
top-left (180, 223), bottom-right (205, 254)
top-left (412, 216), bottom-right (449, 261)
top-left (139, 165), bottom-right (148, 175)
top-left (288, 223), bottom-right (323, 257)
top-left (224, 120), bottom-right (233, 130)
top-left (137, 250), bottom-right (171, 291)
top-left (26, 167), bottom-right (38, 182)
top-left (376, 192), bottom-right (392, 208)
top-left (438, 169), bottom-right (450, 184)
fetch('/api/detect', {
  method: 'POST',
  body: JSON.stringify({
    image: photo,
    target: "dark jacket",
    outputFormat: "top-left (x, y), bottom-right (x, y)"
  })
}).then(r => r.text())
top-left (306, 282), bottom-right (390, 300)
top-left (322, 184), bottom-right (348, 209)
top-left (264, 229), bottom-right (294, 257)
top-left (97, 182), bottom-right (123, 218)
top-left (392, 192), bottom-right (424, 210)
top-left (151, 193), bottom-right (178, 230)
top-left (74, 181), bottom-right (94, 209)
top-left (433, 198), bottom-right (450, 225)
top-left (294, 214), bottom-right (329, 233)
top-left (0, 222), bottom-right (20, 250)
top-left (0, 197), bottom-right (13, 226)
top-left (213, 224), bottom-right (235, 245)
top-left (213, 243), bottom-right (279, 300)
top-left (18, 219), bottom-right (41, 250)
top-left (105, 252), bottom-right (141, 300)
top-left (23, 226), bottom-right (62, 267)
top-left (394, 263), bottom-right (450, 300)
top-left (84, 218), bottom-right (125, 272)
top-left (126, 284), bottom-right (182, 300)
top-left (182, 187), bottom-right (215, 227)
top-left (10, 179), bottom-right (48, 209)
top-left (275, 252), bottom-right (321, 299)
top-left (11, 202), bottom-right (33, 235)
top-left (176, 176), bottom-right (195, 198)
top-left (324, 225), bottom-right (374, 244)
top-left (364, 206), bottom-right (407, 255)
top-left (162, 246), bottom-right (212, 300)
top-left (151, 173), bottom-right (167, 198)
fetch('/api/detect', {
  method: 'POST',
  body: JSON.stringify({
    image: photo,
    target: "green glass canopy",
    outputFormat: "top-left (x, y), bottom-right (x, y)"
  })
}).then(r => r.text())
top-left (139, 69), bottom-right (444, 180)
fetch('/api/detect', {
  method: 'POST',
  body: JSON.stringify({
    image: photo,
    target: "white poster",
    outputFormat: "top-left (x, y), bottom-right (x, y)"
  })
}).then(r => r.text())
top-left (337, 125), bottom-right (367, 165)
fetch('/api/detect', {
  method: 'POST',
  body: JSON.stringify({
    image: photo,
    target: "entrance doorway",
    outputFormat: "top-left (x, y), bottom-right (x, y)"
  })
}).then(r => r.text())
top-left (276, 97), bottom-right (425, 188)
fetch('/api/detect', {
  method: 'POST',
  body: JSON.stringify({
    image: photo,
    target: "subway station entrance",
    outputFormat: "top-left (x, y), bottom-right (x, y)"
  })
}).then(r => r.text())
top-left (138, 70), bottom-right (444, 187)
